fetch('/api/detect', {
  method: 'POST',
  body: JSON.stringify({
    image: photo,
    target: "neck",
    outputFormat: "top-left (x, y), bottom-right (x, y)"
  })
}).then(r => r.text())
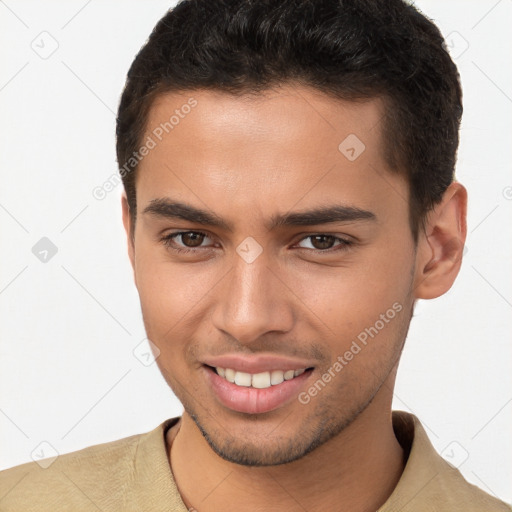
top-left (168, 390), bottom-right (404, 512)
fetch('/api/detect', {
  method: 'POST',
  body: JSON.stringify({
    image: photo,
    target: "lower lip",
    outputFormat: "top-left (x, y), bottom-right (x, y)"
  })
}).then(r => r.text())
top-left (204, 366), bottom-right (312, 414)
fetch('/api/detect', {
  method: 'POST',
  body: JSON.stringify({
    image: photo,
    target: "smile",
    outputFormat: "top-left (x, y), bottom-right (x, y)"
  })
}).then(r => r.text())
top-left (204, 364), bottom-right (314, 414)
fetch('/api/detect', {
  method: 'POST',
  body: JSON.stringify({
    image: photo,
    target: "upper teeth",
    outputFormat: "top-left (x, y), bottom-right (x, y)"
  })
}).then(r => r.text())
top-left (216, 367), bottom-right (306, 389)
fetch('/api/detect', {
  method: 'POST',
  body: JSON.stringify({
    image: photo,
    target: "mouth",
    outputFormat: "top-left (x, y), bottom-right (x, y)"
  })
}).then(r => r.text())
top-left (203, 364), bottom-right (314, 414)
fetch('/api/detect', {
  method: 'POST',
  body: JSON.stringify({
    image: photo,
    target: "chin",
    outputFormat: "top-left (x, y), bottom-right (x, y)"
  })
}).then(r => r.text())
top-left (188, 404), bottom-right (357, 467)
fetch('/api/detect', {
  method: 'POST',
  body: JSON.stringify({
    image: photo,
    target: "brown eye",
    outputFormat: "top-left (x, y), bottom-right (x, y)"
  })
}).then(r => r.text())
top-left (179, 232), bottom-right (206, 247)
top-left (309, 235), bottom-right (336, 250)
top-left (296, 234), bottom-right (351, 252)
top-left (161, 231), bottom-right (213, 252)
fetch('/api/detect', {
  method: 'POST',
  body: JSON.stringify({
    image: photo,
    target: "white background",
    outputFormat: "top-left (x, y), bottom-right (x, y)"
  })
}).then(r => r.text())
top-left (0, 0), bottom-right (511, 504)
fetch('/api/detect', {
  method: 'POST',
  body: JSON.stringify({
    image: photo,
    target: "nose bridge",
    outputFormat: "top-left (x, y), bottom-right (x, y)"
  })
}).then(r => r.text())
top-left (212, 251), bottom-right (293, 344)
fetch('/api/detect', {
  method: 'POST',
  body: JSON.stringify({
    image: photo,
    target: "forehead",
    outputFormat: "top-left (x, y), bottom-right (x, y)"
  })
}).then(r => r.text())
top-left (144, 84), bottom-right (386, 160)
top-left (136, 85), bottom-right (406, 223)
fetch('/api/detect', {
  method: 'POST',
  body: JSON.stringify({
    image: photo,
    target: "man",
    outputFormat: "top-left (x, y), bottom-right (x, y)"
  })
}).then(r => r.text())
top-left (0, 0), bottom-right (510, 510)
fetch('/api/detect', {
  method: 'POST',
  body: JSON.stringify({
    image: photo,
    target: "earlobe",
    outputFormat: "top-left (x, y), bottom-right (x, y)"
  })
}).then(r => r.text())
top-left (413, 182), bottom-right (467, 300)
top-left (121, 194), bottom-right (136, 277)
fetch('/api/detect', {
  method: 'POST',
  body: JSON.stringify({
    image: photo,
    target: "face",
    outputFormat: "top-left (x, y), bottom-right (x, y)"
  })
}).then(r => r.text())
top-left (124, 85), bottom-right (419, 466)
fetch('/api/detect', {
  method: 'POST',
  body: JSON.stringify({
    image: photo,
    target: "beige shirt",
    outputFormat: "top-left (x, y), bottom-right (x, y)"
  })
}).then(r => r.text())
top-left (0, 411), bottom-right (509, 511)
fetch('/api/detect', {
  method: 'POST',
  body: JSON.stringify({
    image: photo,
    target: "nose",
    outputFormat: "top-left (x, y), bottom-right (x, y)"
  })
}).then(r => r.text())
top-left (211, 252), bottom-right (294, 346)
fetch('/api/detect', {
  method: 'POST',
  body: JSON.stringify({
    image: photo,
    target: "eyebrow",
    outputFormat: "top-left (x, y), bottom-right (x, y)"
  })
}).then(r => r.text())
top-left (142, 198), bottom-right (376, 231)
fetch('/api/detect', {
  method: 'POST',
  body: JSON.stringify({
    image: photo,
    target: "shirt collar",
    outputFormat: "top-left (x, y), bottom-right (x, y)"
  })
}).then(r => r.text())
top-left (133, 411), bottom-right (488, 511)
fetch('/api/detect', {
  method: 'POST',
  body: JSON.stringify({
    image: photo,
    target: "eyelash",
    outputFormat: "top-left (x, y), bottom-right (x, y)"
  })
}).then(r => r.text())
top-left (160, 231), bottom-right (353, 255)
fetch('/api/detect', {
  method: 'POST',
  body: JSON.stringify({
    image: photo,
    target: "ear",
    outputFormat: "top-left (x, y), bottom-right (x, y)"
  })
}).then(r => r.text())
top-left (413, 182), bottom-right (467, 299)
top-left (121, 193), bottom-right (136, 278)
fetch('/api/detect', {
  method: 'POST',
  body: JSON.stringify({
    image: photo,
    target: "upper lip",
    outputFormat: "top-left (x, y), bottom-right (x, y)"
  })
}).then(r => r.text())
top-left (202, 354), bottom-right (314, 374)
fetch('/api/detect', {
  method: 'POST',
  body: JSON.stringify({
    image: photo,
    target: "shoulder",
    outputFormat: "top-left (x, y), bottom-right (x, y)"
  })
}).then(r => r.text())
top-left (0, 419), bottom-right (180, 511)
top-left (435, 465), bottom-right (512, 511)
top-left (0, 432), bottom-right (141, 510)
top-left (384, 411), bottom-right (512, 512)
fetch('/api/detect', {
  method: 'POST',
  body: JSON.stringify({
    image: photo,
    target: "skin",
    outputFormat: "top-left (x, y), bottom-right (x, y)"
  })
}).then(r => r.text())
top-left (122, 84), bottom-right (467, 511)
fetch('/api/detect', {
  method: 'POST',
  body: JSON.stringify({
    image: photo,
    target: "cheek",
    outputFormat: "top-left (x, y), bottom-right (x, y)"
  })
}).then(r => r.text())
top-left (133, 246), bottom-right (220, 341)
top-left (288, 245), bottom-right (414, 347)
